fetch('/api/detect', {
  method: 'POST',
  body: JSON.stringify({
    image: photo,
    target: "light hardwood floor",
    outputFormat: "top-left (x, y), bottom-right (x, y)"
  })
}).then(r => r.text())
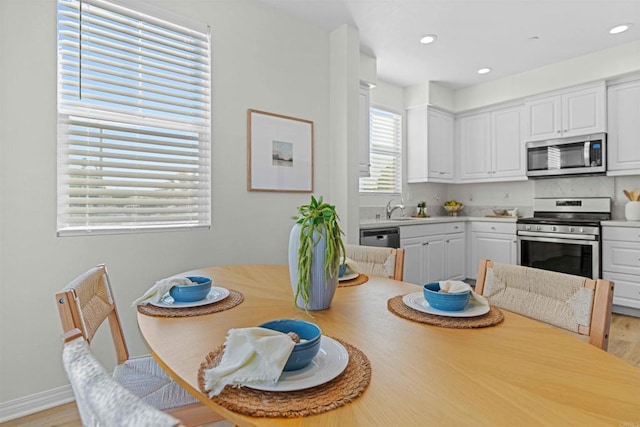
top-left (2, 313), bottom-right (639, 427)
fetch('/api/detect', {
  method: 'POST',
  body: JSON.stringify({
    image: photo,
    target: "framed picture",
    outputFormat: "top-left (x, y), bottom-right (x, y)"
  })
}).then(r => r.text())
top-left (247, 109), bottom-right (314, 192)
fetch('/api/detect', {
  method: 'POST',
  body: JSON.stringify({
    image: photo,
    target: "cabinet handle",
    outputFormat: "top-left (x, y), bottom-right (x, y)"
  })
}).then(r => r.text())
top-left (423, 242), bottom-right (429, 246)
top-left (491, 226), bottom-right (496, 230)
top-left (446, 240), bottom-right (450, 243)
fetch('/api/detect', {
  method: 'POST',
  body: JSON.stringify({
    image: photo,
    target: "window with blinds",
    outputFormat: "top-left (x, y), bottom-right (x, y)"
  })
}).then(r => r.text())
top-left (359, 107), bottom-right (402, 194)
top-left (57, 0), bottom-right (211, 235)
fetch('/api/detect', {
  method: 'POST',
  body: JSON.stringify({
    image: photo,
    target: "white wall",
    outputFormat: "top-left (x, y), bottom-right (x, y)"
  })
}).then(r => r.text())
top-left (0, 0), bottom-right (348, 411)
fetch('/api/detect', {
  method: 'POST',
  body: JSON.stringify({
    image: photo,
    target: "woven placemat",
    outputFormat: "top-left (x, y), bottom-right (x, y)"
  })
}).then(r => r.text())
top-left (338, 273), bottom-right (369, 287)
top-left (197, 338), bottom-right (371, 418)
top-left (387, 294), bottom-right (504, 328)
top-left (136, 289), bottom-right (244, 318)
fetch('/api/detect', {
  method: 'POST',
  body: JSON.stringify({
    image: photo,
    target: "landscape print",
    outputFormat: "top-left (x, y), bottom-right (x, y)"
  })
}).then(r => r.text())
top-left (272, 140), bottom-right (293, 167)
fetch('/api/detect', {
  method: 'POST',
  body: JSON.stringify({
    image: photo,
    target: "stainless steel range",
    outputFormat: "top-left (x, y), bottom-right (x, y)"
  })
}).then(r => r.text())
top-left (517, 197), bottom-right (611, 279)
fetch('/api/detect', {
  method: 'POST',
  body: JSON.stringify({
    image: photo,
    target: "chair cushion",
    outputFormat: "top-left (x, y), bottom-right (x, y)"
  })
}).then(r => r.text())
top-left (484, 263), bottom-right (594, 333)
top-left (345, 245), bottom-right (396, 278)
top-left (113, 356), bottom-right (198, 411)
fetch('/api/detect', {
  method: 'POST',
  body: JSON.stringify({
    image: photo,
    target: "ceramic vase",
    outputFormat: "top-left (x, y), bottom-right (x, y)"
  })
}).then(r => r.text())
top-left (288, 222), bottom-right (338, 310)
top-left (625, 201), bottom-right (640, 221)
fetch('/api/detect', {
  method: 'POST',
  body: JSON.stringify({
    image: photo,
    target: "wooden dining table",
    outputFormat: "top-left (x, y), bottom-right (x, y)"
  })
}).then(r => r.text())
top-left (137, 265), bottom-right (640, 426)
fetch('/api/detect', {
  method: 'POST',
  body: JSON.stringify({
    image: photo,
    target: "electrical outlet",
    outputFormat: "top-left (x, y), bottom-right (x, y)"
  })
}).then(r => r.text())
top-left (504, 192), bottom-right (509, 199)
top-left (434, 193), bottom-right (441, 201)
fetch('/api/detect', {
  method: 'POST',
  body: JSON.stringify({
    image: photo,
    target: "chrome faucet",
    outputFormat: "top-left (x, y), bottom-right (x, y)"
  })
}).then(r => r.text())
top-left (386, 198), bottom-right (405, 219)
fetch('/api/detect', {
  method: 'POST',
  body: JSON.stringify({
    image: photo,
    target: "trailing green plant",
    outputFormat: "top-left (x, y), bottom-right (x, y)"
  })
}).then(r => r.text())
top-left (292, 195), bottom-right (345, 310)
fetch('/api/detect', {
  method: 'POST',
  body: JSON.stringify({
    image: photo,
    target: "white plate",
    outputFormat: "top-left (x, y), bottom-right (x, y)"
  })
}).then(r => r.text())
top-left (247, 336), bottom-right (349, 392)
top-left (338, 272), bottom-right (359, 282)
top-left (150, 286), bottom-right (230, 308)
top-left (402, 292), bottom-right (490, 318)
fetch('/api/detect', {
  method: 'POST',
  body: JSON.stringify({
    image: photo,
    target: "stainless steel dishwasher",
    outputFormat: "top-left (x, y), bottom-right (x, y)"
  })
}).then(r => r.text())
top-left (360, 227), bottom-right (400, 248)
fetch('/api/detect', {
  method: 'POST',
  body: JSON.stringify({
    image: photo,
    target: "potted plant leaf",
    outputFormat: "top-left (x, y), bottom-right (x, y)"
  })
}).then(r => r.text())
top-left (417, 201), bottom-right (427, 217)
top-left (288, 195), bottom-right (346, 310)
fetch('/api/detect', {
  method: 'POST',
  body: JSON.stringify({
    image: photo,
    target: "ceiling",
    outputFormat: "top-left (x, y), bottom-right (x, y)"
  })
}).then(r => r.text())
top-left (257, 0), bottom-right (640, 90)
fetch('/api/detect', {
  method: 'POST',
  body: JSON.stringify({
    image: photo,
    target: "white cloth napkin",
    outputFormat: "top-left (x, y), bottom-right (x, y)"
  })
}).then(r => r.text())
top-left (439, 280), bottom-right (489, 306)
top-left (203, 327), bottom-right (295, 397)
top-left (131, 277), bottom-right (193, 306)
top-left (343, 257), bottom-right (360, 274)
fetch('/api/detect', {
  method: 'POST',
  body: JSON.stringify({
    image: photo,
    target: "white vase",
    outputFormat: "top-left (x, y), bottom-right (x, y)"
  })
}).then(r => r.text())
top-left (625, 201), bottom-right (640, 221)
top-left (288, 222), bottom-right (338, 310)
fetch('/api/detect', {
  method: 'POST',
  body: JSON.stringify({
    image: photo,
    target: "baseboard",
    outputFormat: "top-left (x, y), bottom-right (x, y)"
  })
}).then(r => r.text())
top-left (0, 385), bottom-right (75, 423)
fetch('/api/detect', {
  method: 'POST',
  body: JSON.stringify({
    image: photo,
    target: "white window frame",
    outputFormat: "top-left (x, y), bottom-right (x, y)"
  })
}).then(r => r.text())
top-left (56, 0), bottom-right (211, 236)
top-left (359, 106), bottom-right (402, 195)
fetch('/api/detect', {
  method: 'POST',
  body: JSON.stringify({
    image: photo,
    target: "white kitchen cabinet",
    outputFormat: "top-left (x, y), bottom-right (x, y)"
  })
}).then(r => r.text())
top-left (400, 222), bottom-right (465, 285)
top-left (458, 104), bottom-right (526, 182)
top-left (407, 106), bottom-right (454, 183)
top-left (359, 84), bottom-right (370, 177)
top-left (602, 225), bottom-right (640, 313)
top-left (524, 82), bottom-right (606, 142)
top-left (468, 221), bottom-right (517, 279)
top-left (607, 79), bottom-right (640, 176)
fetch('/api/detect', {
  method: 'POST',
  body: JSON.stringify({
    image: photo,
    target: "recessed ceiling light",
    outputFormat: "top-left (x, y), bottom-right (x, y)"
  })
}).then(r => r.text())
top-left (419, 34), bottom-right (438, 44)
top-left (610, 24), bottom-right (632, 34)
top-left (477, 68), bottom-right (491, 75)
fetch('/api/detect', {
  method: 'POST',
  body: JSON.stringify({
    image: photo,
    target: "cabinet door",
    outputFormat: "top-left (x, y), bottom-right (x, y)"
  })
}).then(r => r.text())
top-left (602, 240), bottom-right (640, 276)
top-left (423, 235), bottom-right (446, 283)
top-left (525, 96), bottom-right (561, 141)
top-left (607, 80), bottom-right (640, 175)
top-left (406, 107), bottom-right (427, 182)
top-left (401, 237), bottom-right (425, 285)
top-left (561, 84), bottom-right (606, 138)
top-left (359, 85), bottom-right (370, 177)
top-left (458, 113), bottom-right (491, 180)
top-left (470, 232), bottom-right (517, 279)
top-left (604, 271), bottom-right (640, 310)
top-left (427, 109), bottom-right (454, 181)
top-left (445, 233), bottom-right (466, 280)
top-left (492, 105), bottom-right (525, 179)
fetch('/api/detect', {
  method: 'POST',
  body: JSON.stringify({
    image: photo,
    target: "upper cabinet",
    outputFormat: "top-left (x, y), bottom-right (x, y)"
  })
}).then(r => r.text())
top-left (524, 82), bottom-right (606, 142)
top-left (607, 78), bottom-right (640, 176)
top-left (458, 104), bottom-right (526, 182)
top-left (407, 106), bottom-right (454, 183)
top-left (359, 85), bottom-right (371, 177)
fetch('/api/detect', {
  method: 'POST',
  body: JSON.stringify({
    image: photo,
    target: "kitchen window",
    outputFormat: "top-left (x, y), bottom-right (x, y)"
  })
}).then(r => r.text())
top-left (359, 107), bottom-right (402, 194)
top-left (56, 0), bottom-right (211, 235)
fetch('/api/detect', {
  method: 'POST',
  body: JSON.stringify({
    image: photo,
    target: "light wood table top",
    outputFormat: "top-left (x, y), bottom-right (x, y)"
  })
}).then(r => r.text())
top-left (137, 265), bottom-right (640, 426)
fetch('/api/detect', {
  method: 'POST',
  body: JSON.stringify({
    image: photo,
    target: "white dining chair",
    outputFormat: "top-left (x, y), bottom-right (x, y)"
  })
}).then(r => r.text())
top-left (56, 264), bottom-right (225, 426)
top-left (475, 259), bottom-right (614, 349)
top-left (62, 328), bottom-right (183, 427)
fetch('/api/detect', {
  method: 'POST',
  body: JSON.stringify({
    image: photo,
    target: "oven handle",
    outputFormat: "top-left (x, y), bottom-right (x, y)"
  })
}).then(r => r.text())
top-left (517, 234), bottom-right (598, 245)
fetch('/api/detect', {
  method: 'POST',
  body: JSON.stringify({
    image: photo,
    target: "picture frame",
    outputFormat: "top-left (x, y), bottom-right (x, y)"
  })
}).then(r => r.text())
top-left (247, 109), bottom-right (314, 192)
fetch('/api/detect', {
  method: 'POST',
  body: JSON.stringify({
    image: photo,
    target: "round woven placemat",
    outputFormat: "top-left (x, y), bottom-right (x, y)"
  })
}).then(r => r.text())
top-left (136, 289), bottom-right (244, 318)
top-left (197, 338), bottom-right (371, 418)
top-left (337, 273), bottom-right (369, 287)
top-left (387, 294), bottom-right (504, 328)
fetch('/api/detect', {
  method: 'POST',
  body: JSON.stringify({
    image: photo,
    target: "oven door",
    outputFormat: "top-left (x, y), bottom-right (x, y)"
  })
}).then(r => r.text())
top-left (517, 234), bottom-right (599, 279)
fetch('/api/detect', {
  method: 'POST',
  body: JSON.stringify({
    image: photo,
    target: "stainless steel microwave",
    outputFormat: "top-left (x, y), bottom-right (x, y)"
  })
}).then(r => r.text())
top-left (526, 133), bottom-right (606, 178)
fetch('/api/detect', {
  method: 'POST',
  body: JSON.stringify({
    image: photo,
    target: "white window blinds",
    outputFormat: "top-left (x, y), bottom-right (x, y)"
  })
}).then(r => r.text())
top-left (57, 0), bottom-right (211, 235)
top-left (359, 107), bottom-right (402, 194)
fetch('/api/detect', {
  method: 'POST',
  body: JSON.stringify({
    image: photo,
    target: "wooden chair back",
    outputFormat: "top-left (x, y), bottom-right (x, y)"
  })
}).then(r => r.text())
top-left (56, 264), bottom-right (129, 364)
top-left (475, 259), bottom-right (614, 349)
top-left (345, 244), bottom-right (405, 281)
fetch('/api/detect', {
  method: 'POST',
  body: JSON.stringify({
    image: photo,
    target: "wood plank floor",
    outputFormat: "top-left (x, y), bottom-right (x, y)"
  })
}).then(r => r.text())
top-left (2, 313), bottom-right (638, 427)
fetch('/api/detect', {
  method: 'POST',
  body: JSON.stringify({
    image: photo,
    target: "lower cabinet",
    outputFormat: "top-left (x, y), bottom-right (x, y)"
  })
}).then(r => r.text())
top-left (602, 225), bottom-right (640, 313)
top-left (401, 222), bottom-right (465, 285)
top-left (468, 221), bottom-right (517, 279)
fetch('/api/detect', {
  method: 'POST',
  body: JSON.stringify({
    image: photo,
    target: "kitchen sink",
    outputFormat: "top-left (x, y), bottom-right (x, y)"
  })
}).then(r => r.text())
top-left (389, 217), bottom-right (414, 221)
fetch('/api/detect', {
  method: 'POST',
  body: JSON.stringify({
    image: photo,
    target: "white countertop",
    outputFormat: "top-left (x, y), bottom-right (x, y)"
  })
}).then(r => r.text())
top-left (360, 216), bottom-right (518, 229)
top-left (602, 220), bottom-right (640, 228)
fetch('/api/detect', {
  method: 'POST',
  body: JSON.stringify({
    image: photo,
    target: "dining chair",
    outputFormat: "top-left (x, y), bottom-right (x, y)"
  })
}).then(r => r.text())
top-left (475, 259), bottom-right (614, 350)
top-left (62, 328), bottom-right (183, 427)
top-left (345, 244), bottom-right (405, 281)
top-left (56, 264), bottom-right (225, 427)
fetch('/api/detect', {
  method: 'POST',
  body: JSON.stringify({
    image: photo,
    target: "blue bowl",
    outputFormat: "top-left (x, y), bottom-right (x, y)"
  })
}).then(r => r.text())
top-left (259, 319), bottom-right (322, 371)
top-left (338, 264), bottom-right (347, 277)
top-left (423, 282), bottom-right (470, 311)
top-left (169, 276), bottom-right (212, 302)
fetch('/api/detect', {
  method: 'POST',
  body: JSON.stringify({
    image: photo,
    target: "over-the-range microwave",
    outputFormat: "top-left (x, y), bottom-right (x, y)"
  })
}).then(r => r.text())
top-left (526, 133), bottom-right (606, 178)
